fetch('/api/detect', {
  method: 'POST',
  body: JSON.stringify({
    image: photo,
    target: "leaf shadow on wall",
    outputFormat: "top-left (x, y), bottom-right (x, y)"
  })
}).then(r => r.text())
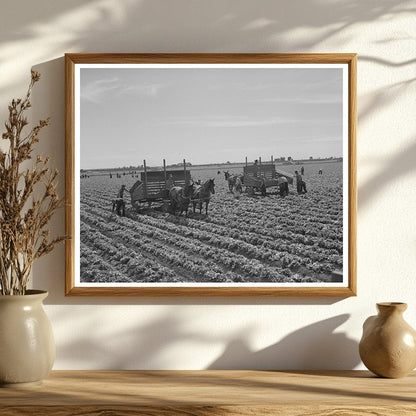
top-left (207, 314), bottom-right (360, 370)
top-left (356, 55), bottom-right (416, 209)
top-left (54, 312), bottom-right (216, 369)
top-left (53, 308), bottom-right (359, 370)
top-left (358, 138), bottom-right (416, 210)
top-left (0, 0), bottom-right (414, 97)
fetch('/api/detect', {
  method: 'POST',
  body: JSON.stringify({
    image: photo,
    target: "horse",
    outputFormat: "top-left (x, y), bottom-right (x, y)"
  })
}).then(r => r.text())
top-left (224, 171), bottom-right (243, 192)
top-left (192, 179), bottom-right (215, 215)
top-left (169, 182), bottom-right (195, 216)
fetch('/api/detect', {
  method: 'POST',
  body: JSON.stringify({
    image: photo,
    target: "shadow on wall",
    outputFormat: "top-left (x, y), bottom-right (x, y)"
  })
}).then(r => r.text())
top-left (54, 310), bottom-right (215, 369)
top-left (358, 138), bottom-right (416, 210)
top-left (358, 77), bottom-right (416, 128)
top-left (30, 56), bottom-right (67, 302)
top-left (208, 314), bottom-right (360, 370)
top-left (1, 0), bottom-right (413, 51)
top-left (0, 0), bottom-right (414, 97)
top-left (53, 307), bottom-right (359, 370)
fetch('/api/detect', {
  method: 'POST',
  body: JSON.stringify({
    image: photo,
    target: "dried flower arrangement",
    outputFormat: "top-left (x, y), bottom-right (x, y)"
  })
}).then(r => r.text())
top-left (0, 71), bottom-right (65, 295)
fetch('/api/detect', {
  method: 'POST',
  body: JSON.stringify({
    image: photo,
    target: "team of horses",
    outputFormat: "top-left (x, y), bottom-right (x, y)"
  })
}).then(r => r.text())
top-left (169, 179), bottom-right (215, 216)
top-left (113, 179), bottom-right (216, 217)
top-left (224, 171), bottom-right (244, 193)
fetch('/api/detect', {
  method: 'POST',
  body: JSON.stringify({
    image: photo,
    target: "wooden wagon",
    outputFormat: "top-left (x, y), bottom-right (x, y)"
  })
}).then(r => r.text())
top-left (243, 158), bottom-right (293, 195)
top-left (129, 159), bottom-right (191, 211)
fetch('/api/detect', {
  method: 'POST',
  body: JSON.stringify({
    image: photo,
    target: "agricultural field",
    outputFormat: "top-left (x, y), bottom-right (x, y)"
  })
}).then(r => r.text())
top-left (80, 161), bottom-right (344, 284)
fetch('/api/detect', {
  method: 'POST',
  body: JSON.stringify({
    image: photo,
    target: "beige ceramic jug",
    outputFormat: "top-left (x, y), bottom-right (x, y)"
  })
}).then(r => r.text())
top-left (0, 290), bottom-right (55, 386)
top-left (359, 302), bottom-right (416, 378)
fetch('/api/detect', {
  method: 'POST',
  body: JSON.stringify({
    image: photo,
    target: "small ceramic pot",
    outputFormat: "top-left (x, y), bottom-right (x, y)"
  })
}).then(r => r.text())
top-left (359, 302), bottom-right (416, 378)
top-left (0, 290), bottom-right (55, 387)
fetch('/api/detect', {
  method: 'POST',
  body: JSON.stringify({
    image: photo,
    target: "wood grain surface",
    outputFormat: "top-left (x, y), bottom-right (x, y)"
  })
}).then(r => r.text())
top-left (1, 370), bottom-right (415, 415)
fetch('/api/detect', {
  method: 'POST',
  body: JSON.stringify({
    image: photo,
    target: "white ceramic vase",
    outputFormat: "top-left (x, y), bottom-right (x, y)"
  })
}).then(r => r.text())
top-left (0, 290), bottom-right (55, 387)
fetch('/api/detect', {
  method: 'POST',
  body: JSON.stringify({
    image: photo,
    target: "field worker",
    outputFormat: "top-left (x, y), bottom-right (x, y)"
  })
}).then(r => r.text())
top-left (300, 179), bottom-right (307, 193)
top-left (301, 166), bottom-right (305, 175)
top-left (117, 184), bottom-right (126, 198)
top-left (277, 175), bottom-right (289, 197)
top-left (294, 171), bottom-right (307, 194)
top-left (234, 176), bottom-right (242, 193)
top-left (294, 171), bottom-right (302, 193)
top-left (233, 176), bottom-right (243, 199)
top-left (113, 185), bottom-right (126, 216)
top-left (260, 180), bottom-right (267, 196)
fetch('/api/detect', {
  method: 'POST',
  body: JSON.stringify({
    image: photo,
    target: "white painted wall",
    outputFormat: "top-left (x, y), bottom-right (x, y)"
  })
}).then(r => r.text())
top-left (1, 0), bottom-right (415, 370)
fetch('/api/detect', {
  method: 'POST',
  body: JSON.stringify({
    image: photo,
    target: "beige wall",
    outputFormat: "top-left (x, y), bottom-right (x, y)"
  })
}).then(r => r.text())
top-left (1, 0), bottom-right (415, 369)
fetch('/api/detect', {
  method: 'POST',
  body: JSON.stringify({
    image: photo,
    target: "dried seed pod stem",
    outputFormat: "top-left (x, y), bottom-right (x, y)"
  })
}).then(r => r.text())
top-left (0, 71), bottom-right (66, 295)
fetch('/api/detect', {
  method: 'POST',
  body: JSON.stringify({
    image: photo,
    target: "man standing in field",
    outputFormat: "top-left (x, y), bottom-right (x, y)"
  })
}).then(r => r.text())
top-left (113, 184), bottom-right (126, 216)
top-left (233, 176), bottom-right (243, 199)
top-left (294, 171), bottom-right (307, 194)
top-left (277, 175), bottom-right (289, 197)
top-left (117, 184), bottom-right (126, 199)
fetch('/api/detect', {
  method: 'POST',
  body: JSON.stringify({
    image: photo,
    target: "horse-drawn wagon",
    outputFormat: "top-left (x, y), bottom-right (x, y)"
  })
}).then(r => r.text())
top-left (129, 159), bottom-right (191, 211)
top-left (243, 158), bottom-right (293, 195)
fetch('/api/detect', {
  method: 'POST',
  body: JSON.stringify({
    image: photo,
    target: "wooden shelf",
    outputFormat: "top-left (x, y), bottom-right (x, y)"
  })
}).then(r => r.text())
top-left (1, 370), bottom-right (415, 415)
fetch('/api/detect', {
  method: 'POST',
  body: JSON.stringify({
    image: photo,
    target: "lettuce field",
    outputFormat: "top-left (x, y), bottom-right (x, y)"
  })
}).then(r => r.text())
top-left (80, 162), bottom-right (343, 284)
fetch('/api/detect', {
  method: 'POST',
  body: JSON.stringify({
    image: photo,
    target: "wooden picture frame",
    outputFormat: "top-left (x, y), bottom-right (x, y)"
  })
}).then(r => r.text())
top-left (65, 53), bottom-right (356, 296)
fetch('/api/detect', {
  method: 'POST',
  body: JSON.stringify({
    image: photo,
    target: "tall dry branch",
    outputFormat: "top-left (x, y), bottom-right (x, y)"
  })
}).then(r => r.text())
top-left (0, 70), bottom-right (66, 295)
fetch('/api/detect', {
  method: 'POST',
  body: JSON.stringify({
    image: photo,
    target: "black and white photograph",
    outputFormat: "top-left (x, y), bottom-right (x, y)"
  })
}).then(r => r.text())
top-left (66, 54), bottom-right (356, 296)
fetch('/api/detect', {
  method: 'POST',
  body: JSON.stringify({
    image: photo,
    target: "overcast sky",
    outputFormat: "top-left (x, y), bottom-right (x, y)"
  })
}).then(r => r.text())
top-left (80, 66), bottom-right (344, 169)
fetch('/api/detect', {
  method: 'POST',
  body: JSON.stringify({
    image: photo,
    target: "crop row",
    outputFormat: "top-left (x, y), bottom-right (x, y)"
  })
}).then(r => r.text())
top-left (80, 219), bottom-right (177, 283)
top-left (83, 179), bottom-right (343, 246)
top-left (82, 195), bottom-right (341, 273)
top-left (82, 210), bottom-right (245, 282)
top-left (80, 241), bottom-right (134, 283)
top-left (80, 172), bottom-right (343, 282)
top-left (82, 192), bottom-right (342, 260)
top-left (82, 203), bottom-right (325, 280)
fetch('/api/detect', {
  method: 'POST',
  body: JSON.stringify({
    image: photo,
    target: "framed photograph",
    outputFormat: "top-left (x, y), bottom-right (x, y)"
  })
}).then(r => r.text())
top-left (65, 53), bottom-right (356, 296)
